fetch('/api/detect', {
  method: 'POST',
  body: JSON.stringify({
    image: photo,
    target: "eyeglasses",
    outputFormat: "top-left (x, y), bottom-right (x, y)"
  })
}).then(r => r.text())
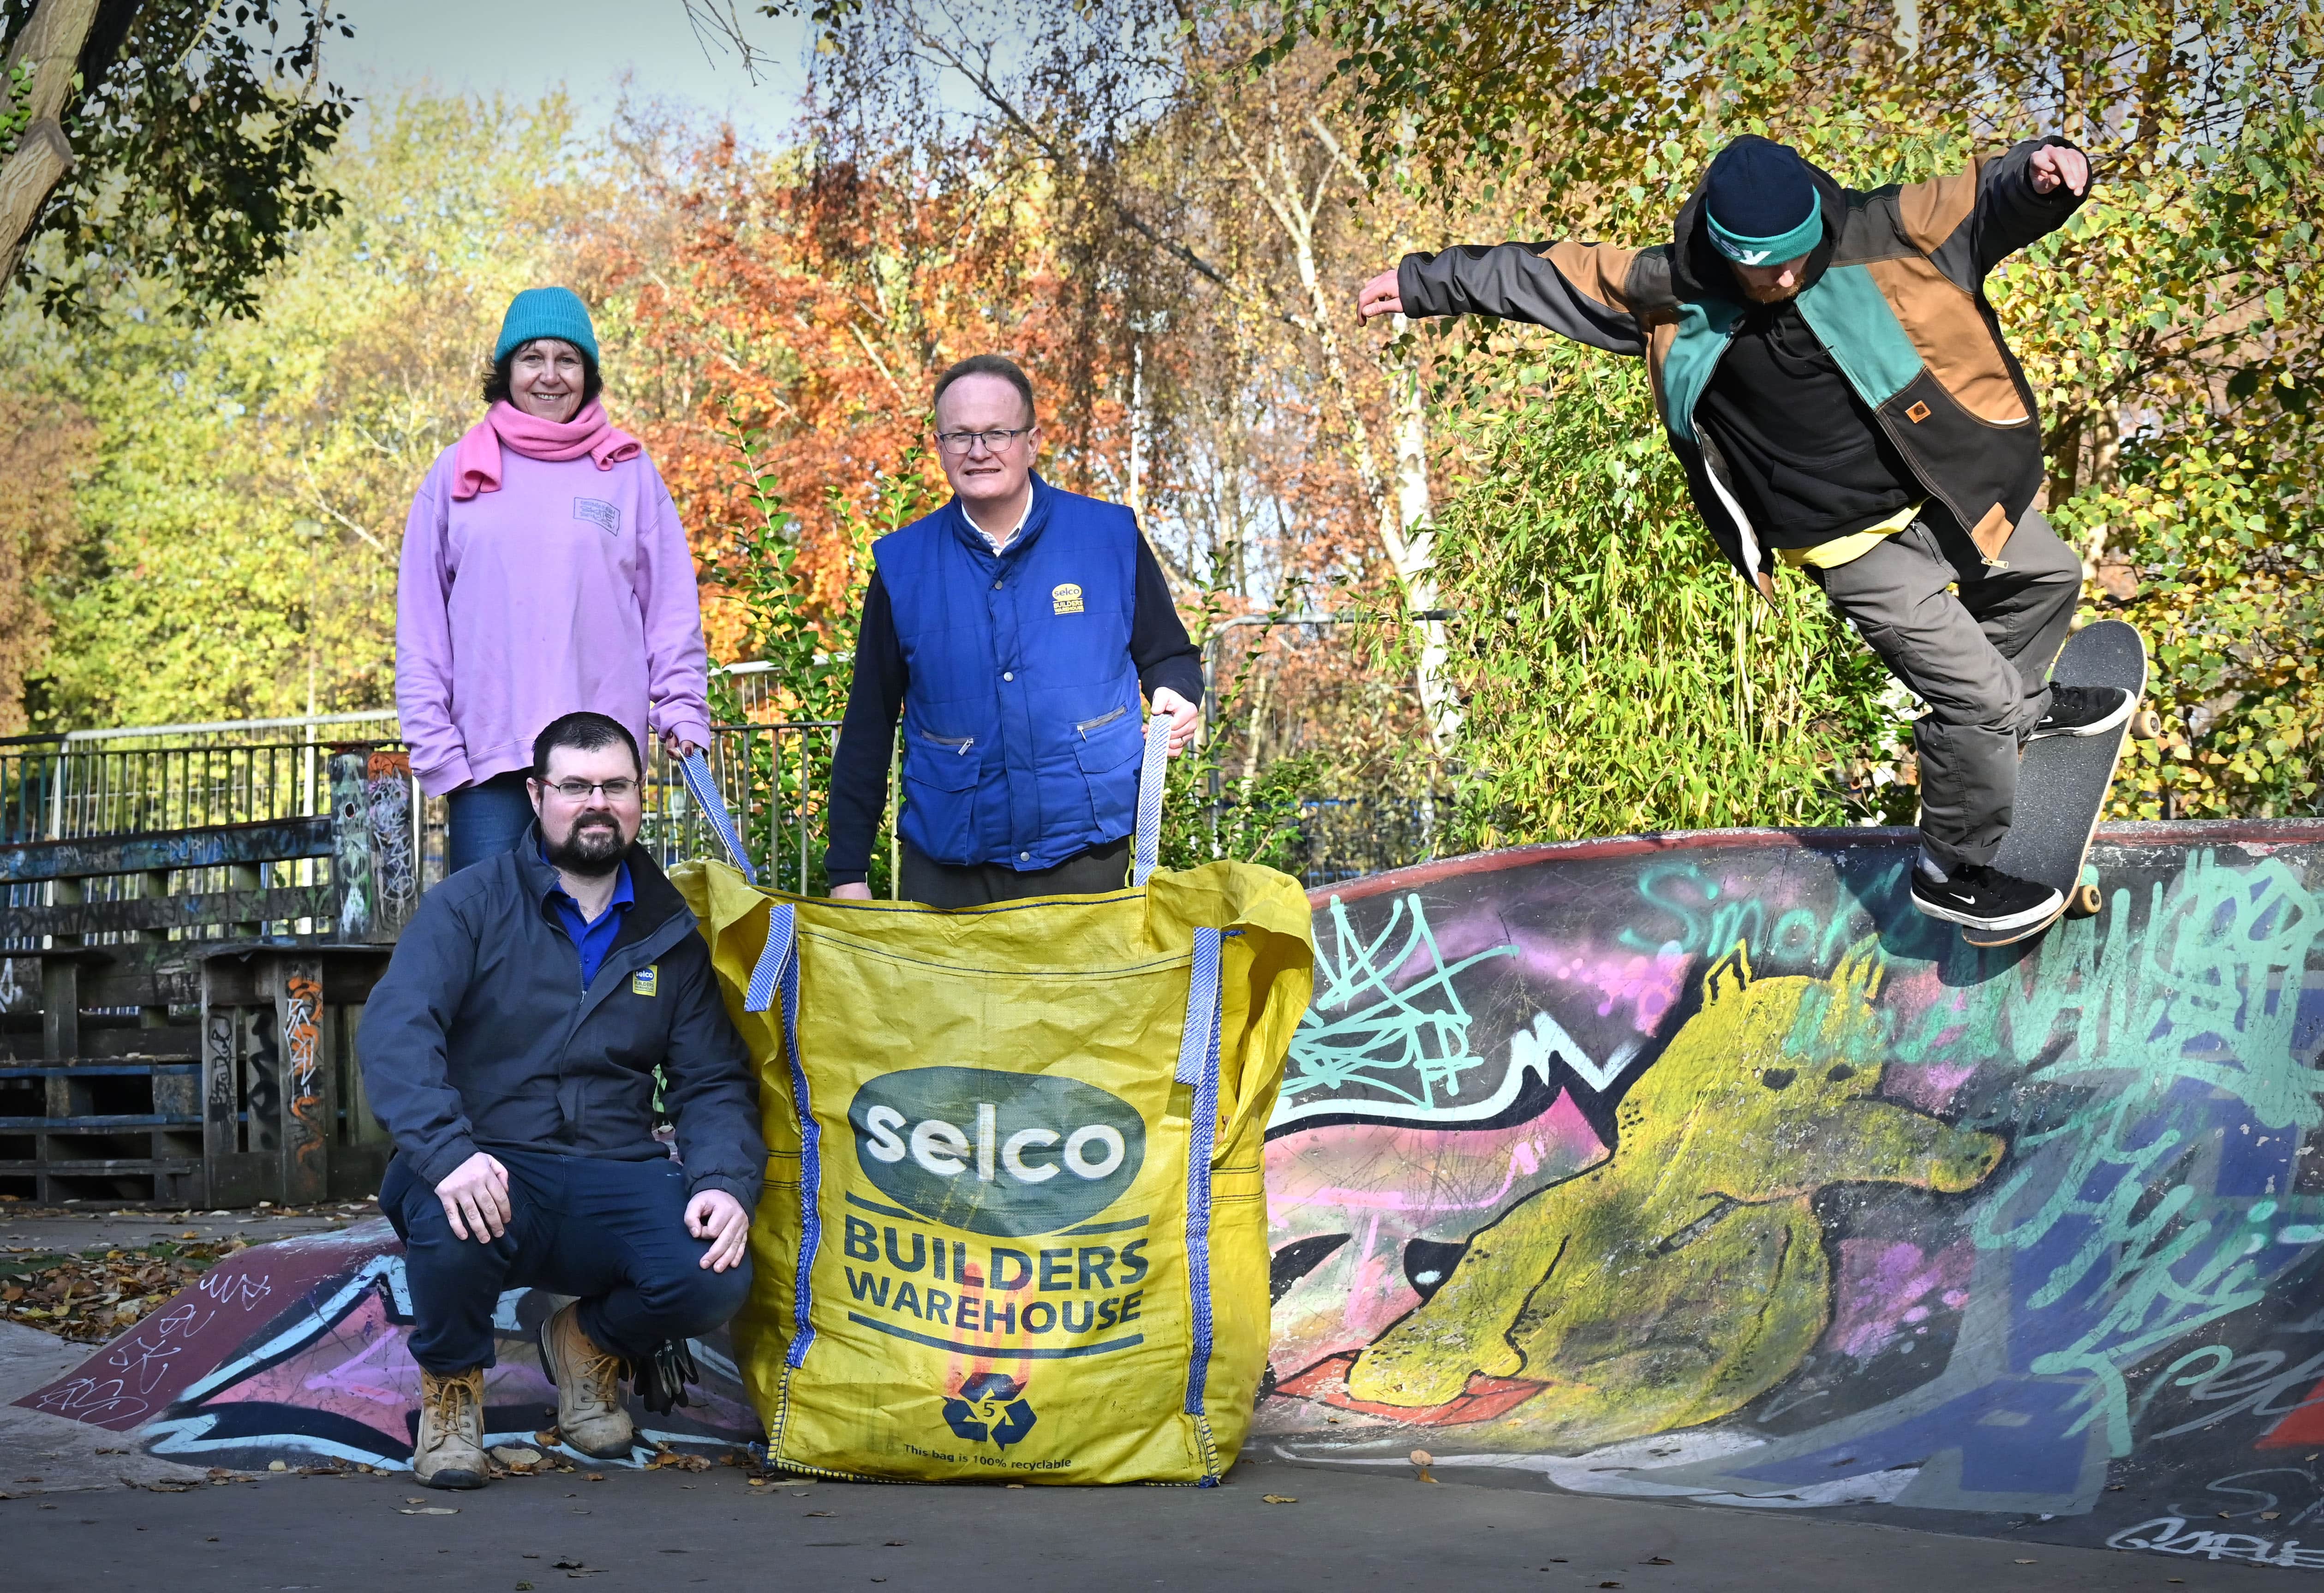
top-left (934, 426), bottom-right (1034, 456)
top-left (538, 777), bottom-right (640, 802)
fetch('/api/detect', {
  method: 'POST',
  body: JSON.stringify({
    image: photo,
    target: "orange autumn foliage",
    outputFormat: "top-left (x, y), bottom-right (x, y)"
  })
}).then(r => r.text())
top-left (591, 131), bottom-right (1129, 668)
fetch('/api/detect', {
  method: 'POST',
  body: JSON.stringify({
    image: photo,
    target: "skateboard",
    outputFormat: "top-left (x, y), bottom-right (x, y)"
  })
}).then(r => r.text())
top-left (1960, 619), bottom-right (2160, 949)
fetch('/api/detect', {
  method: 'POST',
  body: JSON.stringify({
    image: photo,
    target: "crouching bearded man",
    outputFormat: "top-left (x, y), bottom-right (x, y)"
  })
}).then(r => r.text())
top-left (358, 710), bottom-right (764, 1488)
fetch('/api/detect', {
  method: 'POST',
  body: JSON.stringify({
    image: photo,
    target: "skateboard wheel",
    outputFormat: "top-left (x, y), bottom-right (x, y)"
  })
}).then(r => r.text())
top-left (2131, 709), bottom-right (2163, 740)
top-left (2067, 882), bottom-right (2103, 919)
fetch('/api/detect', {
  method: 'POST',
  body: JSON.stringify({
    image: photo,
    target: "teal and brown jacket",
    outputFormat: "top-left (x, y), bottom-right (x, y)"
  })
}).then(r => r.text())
top-left (1398, 139), bottom-right (2087, 596)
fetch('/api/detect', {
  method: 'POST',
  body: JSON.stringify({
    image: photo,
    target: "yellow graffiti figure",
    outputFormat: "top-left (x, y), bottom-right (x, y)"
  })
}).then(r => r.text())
top-left (1344, 942), bottom-right (2004, 1446)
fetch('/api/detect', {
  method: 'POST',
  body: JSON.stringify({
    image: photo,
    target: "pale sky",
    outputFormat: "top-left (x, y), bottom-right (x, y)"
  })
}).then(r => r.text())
top-left (326, 0), bottom-right (808, 138)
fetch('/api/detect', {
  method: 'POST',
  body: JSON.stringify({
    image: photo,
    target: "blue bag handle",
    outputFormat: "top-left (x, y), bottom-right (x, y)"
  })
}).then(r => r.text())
top-left (1132, 710), bottom-right (1173, 887)
top-left (677, 747), bottom-right (758, 887)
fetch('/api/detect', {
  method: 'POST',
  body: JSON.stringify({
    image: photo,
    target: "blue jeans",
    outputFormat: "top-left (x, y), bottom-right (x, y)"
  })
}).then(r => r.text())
top-left (445, 770), bottom-right (535, 875)
top-left (380, 1149), bottom-right (753, 1373)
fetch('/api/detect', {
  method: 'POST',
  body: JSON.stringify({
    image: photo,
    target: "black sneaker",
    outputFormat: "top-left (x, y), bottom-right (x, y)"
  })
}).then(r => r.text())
top-left (2027, 684), bottom-right (2134, 740)
top-left (1910, 863), bottom-right (2062, 932)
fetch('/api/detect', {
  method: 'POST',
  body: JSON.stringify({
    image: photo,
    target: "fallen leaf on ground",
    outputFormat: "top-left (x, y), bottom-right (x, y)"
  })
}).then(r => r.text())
top-left (1261, 1494), bottom-right (1298, 1504)
top-left (0, 1239), bottom-right (238, 1341)
top-left (806, 1509), bottom-right (835, 1517)
top-left (2014, 1559), bottom-right (2036, 1564)
top-left (397, 1506), bottom-right (459, 1515)
top-left (1645, 1557), bottom-right (1673, 1565)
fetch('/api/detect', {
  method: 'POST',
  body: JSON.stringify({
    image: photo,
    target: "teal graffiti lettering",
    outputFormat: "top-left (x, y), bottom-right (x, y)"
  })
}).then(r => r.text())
top-left (1284, 893), bottom-right (1518, 1112)
top-left (1620, 863), bottom-right (1713, 953)
top-left (1946, 852), bottom-right (2324, 1457)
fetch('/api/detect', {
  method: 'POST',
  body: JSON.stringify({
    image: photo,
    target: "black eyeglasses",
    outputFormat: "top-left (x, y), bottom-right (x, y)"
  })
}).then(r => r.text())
top-left (538, 777), bottom-right (640, 801)
top-left (934, 426), bottom-right (1034, 456)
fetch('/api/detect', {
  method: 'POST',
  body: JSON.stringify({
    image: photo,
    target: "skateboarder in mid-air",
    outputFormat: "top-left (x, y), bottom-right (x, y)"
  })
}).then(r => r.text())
top-left (1359, 134), bottom-right (2132, 937)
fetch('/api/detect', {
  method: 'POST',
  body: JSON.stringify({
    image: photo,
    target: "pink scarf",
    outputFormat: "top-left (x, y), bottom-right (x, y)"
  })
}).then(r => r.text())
top-left (449, 400), bottom-right (643, 500)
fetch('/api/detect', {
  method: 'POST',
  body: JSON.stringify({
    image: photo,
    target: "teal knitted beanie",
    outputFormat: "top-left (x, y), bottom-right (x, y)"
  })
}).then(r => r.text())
top-left (494, 286), bottom-right (599, 365)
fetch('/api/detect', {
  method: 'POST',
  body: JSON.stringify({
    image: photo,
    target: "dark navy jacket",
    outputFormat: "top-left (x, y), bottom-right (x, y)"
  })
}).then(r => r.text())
top-left (356, 827), bottom-right (763, 1205)
top-left (876, 477), bottom-right (1155, 871)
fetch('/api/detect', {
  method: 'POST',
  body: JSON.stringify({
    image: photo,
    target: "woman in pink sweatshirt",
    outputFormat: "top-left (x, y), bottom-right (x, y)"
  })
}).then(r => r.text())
top-left (396, 287), bottom-right (713, 874)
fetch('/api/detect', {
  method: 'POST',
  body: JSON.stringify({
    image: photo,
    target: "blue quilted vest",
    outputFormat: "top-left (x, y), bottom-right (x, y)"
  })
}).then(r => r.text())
top-left (875, 476), bottom-right (1143, 871)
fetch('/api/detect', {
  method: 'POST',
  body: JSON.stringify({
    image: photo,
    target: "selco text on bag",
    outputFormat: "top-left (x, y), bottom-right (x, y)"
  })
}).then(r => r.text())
top-left (671, 777), bottom-right (1311, 1485)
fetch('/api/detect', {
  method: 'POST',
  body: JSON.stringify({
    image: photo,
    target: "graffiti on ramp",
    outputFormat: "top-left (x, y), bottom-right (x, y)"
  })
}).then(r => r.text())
top-left (12, 1221), bottom-right (758, 1470)
top-left (1290, 942), bottom-right (2005, 1446)
top-left (1259, 823), bottom-right (2324, 1567)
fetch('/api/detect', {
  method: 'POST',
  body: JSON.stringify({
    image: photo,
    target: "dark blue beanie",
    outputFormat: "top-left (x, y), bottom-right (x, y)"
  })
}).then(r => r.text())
top-left (1703, 137), bottom-right (1822, 265)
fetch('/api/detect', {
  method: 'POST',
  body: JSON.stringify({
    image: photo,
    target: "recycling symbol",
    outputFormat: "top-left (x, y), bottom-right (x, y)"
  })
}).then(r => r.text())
top-left (942, 1371), bottom-right (1037, 1448)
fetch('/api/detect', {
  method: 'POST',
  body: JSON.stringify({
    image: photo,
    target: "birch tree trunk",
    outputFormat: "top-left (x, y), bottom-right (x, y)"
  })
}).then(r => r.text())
top-left (1219, 89), bottom-right (1459, 754)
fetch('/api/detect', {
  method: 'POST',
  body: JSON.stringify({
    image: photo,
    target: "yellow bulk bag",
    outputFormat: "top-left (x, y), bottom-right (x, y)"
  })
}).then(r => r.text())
top-left (671, 843), bottom-right (1311, 1486)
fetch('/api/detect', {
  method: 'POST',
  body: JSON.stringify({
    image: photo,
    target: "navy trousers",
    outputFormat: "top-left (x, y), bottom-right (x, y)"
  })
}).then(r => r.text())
top-left (380, 1148), bottom-right (752, 1374)
top-left (444, 770), bottom-right (535, 876)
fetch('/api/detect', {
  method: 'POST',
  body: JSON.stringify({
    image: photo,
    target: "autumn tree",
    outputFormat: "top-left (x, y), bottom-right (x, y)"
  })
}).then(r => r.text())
top-left (6, 95), bottom-right (607, 728)
top-left (689, 0), bottom-right (1455, 790)
top-left (1289, 0), bottom-right (2324, 830)
top-left (0, 0), bottom-right (352, 321)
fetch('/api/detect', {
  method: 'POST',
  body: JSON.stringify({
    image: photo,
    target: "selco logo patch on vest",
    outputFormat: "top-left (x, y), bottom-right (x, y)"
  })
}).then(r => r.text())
top-left (848, 1066), bottom-right (1143, 1236)
top-left (1051, 582), bottom-right (1083, 615)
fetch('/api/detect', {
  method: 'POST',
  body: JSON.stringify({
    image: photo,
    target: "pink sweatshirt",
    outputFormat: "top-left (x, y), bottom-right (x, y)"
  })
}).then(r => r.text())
top-left (395, 443), bottom-right (713, 798)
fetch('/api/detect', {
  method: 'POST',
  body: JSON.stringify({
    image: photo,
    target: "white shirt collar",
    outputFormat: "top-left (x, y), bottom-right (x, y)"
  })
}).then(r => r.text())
top-left (962, 487), bottom-right (1034, 553)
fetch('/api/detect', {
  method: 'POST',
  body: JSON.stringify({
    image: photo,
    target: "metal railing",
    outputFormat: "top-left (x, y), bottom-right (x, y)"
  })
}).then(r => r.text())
top-left (1, 660), bottom-right (1422, 926)
top-left (641, 720), bottom-right (876, 895)
top-left (0, 734), bottom-right (430, 973)
top-left (1, 714), bottom-right (875, 922)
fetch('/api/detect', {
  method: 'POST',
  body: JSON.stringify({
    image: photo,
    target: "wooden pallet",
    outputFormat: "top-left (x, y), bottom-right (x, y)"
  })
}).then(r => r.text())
top-left (0, 749), bottom-right (410, 1206)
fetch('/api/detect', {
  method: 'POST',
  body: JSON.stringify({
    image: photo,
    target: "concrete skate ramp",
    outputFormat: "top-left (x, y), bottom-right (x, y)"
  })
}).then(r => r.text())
top-left (1253, 819), bottom-right (2324, 1568)
top-left (10, 1221), bottom-right (759, 1471)
top-left (16, 820), bottom-right (2324, 1566)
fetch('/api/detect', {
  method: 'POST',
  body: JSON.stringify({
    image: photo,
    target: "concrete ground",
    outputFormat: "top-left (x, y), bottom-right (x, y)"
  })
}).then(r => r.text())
top-left (0, 1215), bottom-right (2282, 1591)
top-left (0, 1450), bottom-right (2269, 1593)
top-left (0, 1201), bottom-right (368, 1254)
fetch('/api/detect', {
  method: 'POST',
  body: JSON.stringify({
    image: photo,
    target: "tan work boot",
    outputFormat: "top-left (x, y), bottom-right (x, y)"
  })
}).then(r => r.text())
top-left (413, 1366), bottom-right (488, 1489)
top-left (539, 1301), bottom-right (637, 1458)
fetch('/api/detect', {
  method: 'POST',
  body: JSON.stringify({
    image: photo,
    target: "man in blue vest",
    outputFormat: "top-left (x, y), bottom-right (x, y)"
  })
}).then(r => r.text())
top-left (825, 355), bottom-right (1203, 907)
top-left (1356, 135), bottom-right (2133, 938)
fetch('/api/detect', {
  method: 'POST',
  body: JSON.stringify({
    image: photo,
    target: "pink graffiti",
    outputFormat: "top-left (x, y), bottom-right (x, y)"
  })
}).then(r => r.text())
top-left (206, 1292), bottom-right (547, 1439)
top-left (1881, 1061), bottom-right (1981, 1114)
top-left (1264, 1091), bottom-right (1609, 1376)
top-left (1827, 1239), bottom-right (1973, 1360)
top-left (1518, 938), bottom-right (1692, 1034)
